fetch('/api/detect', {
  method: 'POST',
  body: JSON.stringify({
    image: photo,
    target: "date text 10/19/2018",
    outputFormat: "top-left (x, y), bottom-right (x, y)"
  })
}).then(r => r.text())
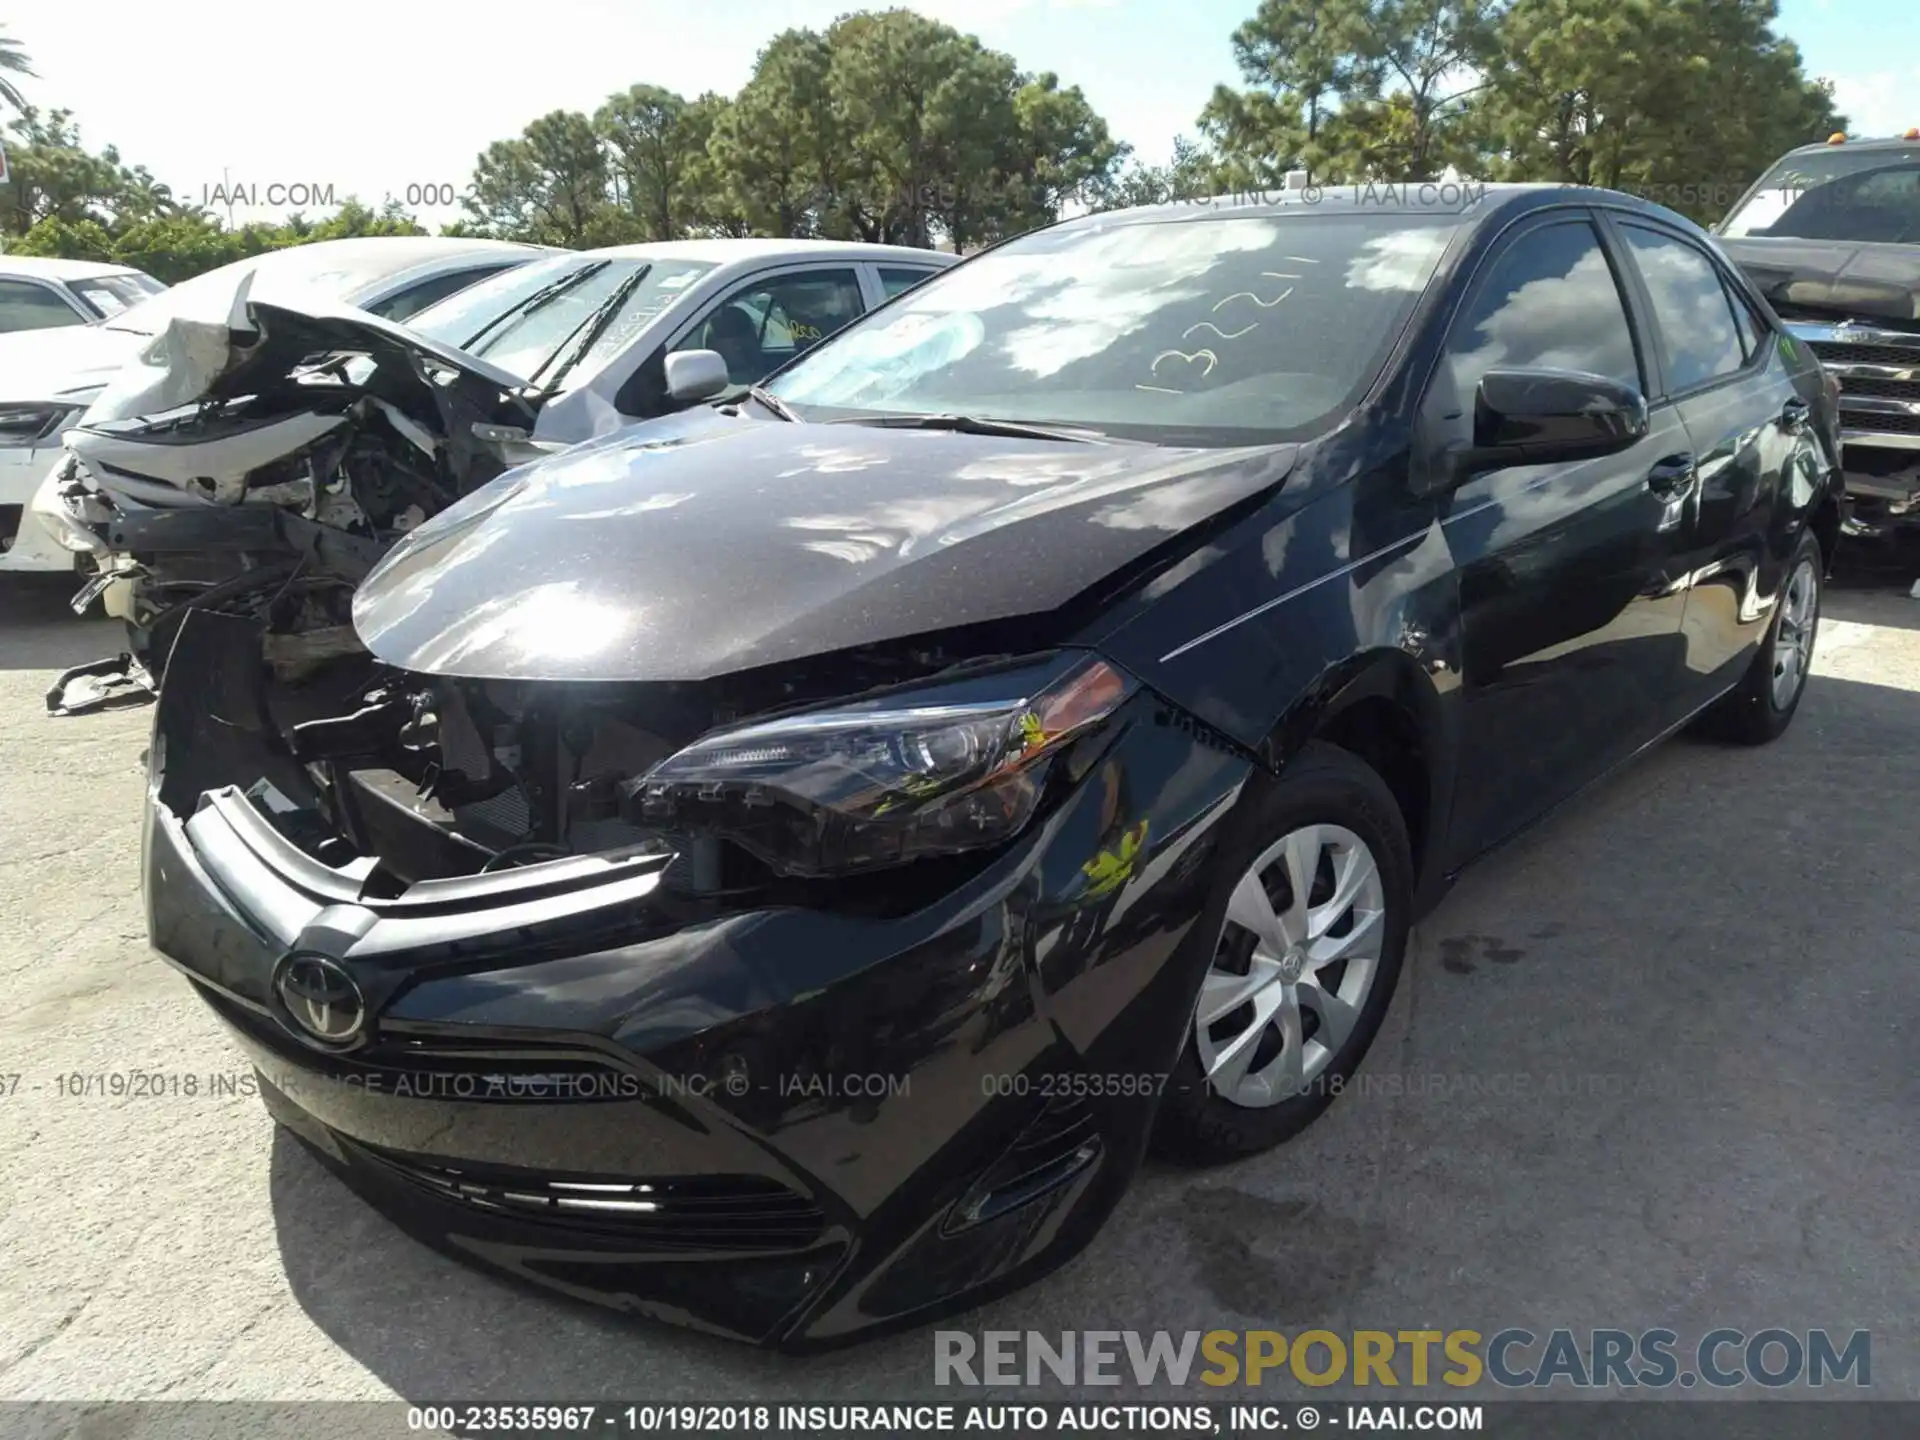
top-left (404, 1404), bottom-right (1484, 1433)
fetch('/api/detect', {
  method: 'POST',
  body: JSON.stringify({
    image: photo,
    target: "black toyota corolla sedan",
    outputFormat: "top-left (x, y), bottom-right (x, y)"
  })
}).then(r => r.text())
top-left (145, 184), bottom-right (1841, 1348)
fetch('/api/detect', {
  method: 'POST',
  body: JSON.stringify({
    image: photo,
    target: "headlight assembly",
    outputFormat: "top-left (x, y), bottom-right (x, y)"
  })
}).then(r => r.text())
top-left (625, 653), bottom-right (1135, 877)
top-left (0, 403), bottom-right (82, 448)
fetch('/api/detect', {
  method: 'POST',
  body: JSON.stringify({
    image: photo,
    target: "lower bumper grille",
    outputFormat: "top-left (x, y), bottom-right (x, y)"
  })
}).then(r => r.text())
top-left (353, 1143), bottom-right (829, 1252)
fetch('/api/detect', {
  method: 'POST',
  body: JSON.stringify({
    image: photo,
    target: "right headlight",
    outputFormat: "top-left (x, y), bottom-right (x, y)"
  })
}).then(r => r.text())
top-left (0, 402), bottom-right (83, 448)
top-left (624, 652), bottom-right (1136, 878)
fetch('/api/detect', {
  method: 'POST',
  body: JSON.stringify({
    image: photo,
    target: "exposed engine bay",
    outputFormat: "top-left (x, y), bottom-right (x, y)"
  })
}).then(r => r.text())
top-left (165, 607), bottom-right (1085, 918)
top-left (45, 293), bottom-right (542, 714)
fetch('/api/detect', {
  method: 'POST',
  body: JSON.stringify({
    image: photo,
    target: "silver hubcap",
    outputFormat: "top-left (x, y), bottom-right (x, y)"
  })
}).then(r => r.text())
top-left (1771, 558), bottom-right (1818, 709)
top-left (1193, 823), bottom-right (1387, 1109)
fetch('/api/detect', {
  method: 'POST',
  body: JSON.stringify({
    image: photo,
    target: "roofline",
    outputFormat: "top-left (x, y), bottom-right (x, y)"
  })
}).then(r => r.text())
top-left (1782, 133), bottom-right (1920, 154)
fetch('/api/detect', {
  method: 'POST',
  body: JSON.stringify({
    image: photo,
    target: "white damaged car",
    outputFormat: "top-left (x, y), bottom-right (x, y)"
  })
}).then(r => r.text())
top-left (39, 239), bottom-right (951, 712)
top-left (7, 236), bottom-right (547, 584)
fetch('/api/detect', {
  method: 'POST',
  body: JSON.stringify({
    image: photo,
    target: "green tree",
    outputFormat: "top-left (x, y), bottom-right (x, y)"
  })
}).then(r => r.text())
top-left (711, 28), bottom-right (846, 236)
top-left (1200, 0), bottom-right (1377, 184)
top-left (306, 196), bottom-right (430, 239)
top-left (1480, 0), bottom-right (1842, 218)
top-left (1007, 72), bottom-right (1127, 224)
top-left (8, 215), bottom-right (115, 263)
top-left (1096, 135), bottom-right (1223, 209)
top-left (0, 108), bottom-right (127, 235)
top-left (0, 26), bottom-right (32, 113)
top-left (1204, 0), bottom-right (1499, 183)
top-left (598, 84), bottom-right (699, 240)
top-left (463, 110), bottom-right (610, 245)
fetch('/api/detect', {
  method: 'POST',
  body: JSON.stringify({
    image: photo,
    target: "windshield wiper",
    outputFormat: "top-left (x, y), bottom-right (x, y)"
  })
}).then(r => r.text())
top-left (527, 264), bottom-right (651, 395)
top-left (746, 384), bottom-right (801, 422)
top-left (824, 413), bottom-right (1123, 443)
top-left (458, 262), bottom-right (608, 358)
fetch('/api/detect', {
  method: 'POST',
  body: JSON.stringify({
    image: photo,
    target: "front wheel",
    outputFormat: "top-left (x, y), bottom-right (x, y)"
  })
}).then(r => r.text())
top-left (1697, 531), bottom-right (1821, 745)
top-left (1154, 743), bottom-right (1412, 1163)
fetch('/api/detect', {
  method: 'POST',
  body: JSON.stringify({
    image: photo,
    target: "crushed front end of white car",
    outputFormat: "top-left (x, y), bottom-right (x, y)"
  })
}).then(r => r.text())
top-left (44, 271), bottom-right (543, 715)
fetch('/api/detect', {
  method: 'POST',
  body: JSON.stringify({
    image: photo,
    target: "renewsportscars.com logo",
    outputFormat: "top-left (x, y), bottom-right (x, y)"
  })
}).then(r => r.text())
top-left (934, 1328), bottom-right (1871, 1390)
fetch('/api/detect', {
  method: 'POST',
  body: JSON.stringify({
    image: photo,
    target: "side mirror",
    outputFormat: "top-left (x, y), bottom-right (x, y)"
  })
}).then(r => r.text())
top-left (1445, 368), bottom-right (1649, 485)
top-left (664, 349), bottom-right (731, 406)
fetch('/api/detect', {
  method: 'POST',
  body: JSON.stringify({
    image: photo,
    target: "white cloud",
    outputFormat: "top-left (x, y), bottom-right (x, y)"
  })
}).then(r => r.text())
top-left (1824, 68), bottom-right (1920, 138)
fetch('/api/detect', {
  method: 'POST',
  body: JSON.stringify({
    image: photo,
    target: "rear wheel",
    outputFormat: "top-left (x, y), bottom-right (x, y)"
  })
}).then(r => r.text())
top-left (1155, 743), bottom-right (1412, 1163)
top-left (1697, 531), bottom-right (1821, 745)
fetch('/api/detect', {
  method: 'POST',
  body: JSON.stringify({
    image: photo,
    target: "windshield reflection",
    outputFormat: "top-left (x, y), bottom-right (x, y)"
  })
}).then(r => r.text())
top-left (769, 213), bottom-right (1458, 445)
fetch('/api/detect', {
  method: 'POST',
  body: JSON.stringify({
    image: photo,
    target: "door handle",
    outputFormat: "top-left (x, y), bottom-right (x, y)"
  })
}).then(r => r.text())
top-left (1646, 453), bottom-right (1696, 497)
top-left (1780, 397), bottom-right (1811, 434)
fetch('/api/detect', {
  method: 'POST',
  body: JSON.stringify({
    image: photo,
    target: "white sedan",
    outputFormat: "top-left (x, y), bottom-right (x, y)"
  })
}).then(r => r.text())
top-left (402, 238), bottom-right (956, 448)
top-left (0, 256), bottom-right (168, 332)
top-left (0, 236), bottom-right (550, 573)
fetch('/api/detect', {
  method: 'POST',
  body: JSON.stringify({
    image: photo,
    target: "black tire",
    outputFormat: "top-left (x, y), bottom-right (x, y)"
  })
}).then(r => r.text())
top-left (1154, 742), bottom-right (1413, 1164)
top-left (1695, 530), bottom-right (1822, 746)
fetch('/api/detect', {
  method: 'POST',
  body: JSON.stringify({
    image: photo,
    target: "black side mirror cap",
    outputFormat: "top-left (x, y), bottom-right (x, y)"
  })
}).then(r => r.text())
top-left (1435, 367), bottom-right (1650, 489)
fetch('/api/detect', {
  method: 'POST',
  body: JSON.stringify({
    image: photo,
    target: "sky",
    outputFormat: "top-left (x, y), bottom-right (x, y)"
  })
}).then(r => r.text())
top-left (4, 0), bottom-right (1916, 230)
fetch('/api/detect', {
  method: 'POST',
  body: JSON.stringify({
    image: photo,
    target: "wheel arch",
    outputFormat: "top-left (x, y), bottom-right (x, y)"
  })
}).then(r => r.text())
top-left (1257, 647), bottom-right (1452, 902)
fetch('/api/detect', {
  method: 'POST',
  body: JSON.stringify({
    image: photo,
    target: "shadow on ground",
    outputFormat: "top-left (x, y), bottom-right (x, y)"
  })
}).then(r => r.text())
top-left (0, 575), bottom-right (119, 673)
top-left (267, 665), bottom-right (1920, 1403)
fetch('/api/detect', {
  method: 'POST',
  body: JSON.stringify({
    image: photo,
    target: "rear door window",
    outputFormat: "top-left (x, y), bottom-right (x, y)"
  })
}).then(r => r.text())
top-left (1618, 225), bottom-right (1747, 392)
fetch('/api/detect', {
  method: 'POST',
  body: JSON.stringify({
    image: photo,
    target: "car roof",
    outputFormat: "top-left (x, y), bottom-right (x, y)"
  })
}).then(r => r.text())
top-left (569, 238), bottom-right (956, 268)
top-left (1047, 182), bottom-right (1703, 236)
top-left (0, 254), bottom-right (151, 281)
top-left (1778, 134), bottom-right (1920, 157)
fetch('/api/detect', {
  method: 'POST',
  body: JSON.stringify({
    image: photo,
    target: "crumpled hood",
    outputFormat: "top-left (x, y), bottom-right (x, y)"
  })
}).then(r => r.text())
top-left (352, 408), bottom-right (1299, 683)
top-left (1718, 236), bottom-right (1920, 327)
top-left (78, 269), bottom-right (531, 426)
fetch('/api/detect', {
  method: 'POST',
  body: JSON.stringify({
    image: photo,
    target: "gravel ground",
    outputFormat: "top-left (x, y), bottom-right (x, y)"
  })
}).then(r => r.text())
top-left (2, 564), bottom-right (1916, 1409)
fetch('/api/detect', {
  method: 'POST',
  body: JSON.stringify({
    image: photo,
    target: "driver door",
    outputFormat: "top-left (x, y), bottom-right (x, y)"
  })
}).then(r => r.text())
top-left (1432, 213), bottom-right (1696, 865)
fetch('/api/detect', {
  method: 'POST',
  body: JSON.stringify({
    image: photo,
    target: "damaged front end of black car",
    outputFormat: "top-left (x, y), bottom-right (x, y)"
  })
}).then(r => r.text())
top-left (43, 282), bottom-right (542, 715)
top-left (139, 407), bottom-right (1286, 1347)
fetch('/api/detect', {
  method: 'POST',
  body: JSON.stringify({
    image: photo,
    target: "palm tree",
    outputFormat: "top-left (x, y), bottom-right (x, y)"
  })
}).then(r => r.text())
top-left (0, 28), bottom-right (35, 112)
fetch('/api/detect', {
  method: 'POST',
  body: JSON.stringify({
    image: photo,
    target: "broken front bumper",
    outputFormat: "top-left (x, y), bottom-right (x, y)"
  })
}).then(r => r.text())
top-left (144, 611), bottom-right (1252, 1347)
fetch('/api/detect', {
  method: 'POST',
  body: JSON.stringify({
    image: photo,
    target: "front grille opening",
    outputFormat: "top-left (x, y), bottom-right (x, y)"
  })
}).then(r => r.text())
top-left (1836, 375), bottom-right (1920, 402)
top-left (1845, 410), bottom-right (1920, 437)
top-left (353, 1144), bottom-right (828, 1251)
top-left (1810, 340), bottom-right (1920, 370)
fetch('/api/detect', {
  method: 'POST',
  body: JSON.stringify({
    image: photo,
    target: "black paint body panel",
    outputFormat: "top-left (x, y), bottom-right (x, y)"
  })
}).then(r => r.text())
top-left (146, 187), bottom-right (1842, 1345)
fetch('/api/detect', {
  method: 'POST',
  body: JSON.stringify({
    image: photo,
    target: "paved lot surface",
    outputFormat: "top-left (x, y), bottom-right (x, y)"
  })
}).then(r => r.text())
top-left (2, 564), bottom-right (1916, 1407)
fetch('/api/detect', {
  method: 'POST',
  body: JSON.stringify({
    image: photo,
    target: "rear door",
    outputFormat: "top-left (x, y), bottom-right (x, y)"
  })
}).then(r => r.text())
top-left (1605, 216), bottom-right (1813, 710)
top-left (1432, 212), bottom-right (1696, 864)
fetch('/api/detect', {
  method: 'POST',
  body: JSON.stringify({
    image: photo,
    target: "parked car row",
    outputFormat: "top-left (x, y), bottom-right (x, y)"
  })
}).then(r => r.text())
top-left (23, 235), bottom-right (951, 710)
top-left (107, 183), bottom-right (1842, 1346)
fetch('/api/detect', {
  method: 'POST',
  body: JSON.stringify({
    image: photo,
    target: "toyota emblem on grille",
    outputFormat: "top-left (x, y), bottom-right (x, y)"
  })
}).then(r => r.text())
top-left (272, 953), bottom-right (367, 1049)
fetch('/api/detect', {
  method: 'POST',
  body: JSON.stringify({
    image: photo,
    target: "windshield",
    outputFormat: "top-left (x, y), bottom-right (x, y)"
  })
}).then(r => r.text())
top-left (1721, 146), bottom-right (1920, 243)
top-left (410, 254), bottom-right (716, 386)
top-left (765, 212), bottom-right (1458, 444)
top-left (72, 271), bottom-right (165, 318)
